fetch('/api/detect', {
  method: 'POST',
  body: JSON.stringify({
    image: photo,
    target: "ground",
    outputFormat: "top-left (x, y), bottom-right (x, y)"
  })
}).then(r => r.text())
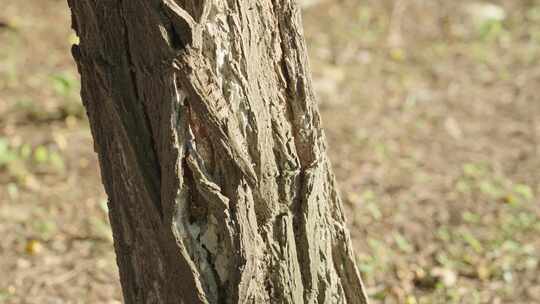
top-left (0, 0), bottom-right (539, 303)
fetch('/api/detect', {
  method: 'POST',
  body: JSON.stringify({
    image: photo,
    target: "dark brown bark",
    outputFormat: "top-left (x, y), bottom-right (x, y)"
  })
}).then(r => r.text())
top-left (67, 0), bottom-right (368, 303)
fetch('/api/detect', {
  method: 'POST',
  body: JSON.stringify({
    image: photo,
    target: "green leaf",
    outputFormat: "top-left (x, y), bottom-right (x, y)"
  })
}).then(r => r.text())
top-left (51, 72), bottom-right (76, 96)
top-left (463, 162), bottom-right (486, 178)
top-left (33, 146), bottom-right (49, 164)
top-left (462, 211), bottom-right (481, 223)
top-left (49, 151), bottom-right (65, 171)
top-left (514, 184), bottom-right (534, 201)
top-left (479, 180), bottom-right (503, 198)
top-left (0, 138), bottom-right (16, 166)
top-left (394, 232), bottom-right (414, 253)
top-left (461, 230), bottom-right (483, 253)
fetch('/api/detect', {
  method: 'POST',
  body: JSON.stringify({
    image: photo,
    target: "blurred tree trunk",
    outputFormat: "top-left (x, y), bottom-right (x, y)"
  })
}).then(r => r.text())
top-left (67, 0), bottom-right (368, 303)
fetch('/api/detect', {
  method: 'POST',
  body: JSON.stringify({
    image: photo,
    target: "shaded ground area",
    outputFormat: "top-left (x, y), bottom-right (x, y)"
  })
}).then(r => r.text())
top-left (1, 0), bottom-right (539, 303)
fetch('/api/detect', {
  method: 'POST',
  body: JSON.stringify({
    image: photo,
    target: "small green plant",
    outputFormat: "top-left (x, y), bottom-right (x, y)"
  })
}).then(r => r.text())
top-left (51, 72), bottom-right (76, 97)
top-left (0, 138), bottom-right (66, 183)
top-left (0, 138), bottom-right (17, 167)
top-left (50, 72), bottom-right (85, 119)
top-left (478, 19), bottom-right (505, 41)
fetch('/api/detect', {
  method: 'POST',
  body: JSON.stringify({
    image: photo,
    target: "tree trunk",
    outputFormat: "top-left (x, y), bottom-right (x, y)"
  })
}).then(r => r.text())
top-left (67, 0), bottom-right (368, 303)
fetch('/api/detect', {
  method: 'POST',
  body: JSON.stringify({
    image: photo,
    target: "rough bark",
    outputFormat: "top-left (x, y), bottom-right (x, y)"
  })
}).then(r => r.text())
top-left (67, 0), bottom-right (368, 303)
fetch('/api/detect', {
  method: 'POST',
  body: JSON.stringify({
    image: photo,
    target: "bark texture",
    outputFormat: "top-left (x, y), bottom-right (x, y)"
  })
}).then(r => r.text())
top-left (67, 0), bottom-right (368, 303)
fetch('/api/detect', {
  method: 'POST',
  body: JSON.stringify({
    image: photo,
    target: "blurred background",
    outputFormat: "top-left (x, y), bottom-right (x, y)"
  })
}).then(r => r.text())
top-left (1, 0), bottom-right (539, 303)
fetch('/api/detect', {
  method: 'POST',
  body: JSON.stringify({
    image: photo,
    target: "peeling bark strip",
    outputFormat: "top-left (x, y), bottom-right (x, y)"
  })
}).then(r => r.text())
top-left (67, 0), bottom-right (368, 303)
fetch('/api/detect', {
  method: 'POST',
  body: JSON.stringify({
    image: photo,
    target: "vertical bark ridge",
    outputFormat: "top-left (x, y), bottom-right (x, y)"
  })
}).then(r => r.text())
top-left (68, 0), bottom-right (368, 303)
